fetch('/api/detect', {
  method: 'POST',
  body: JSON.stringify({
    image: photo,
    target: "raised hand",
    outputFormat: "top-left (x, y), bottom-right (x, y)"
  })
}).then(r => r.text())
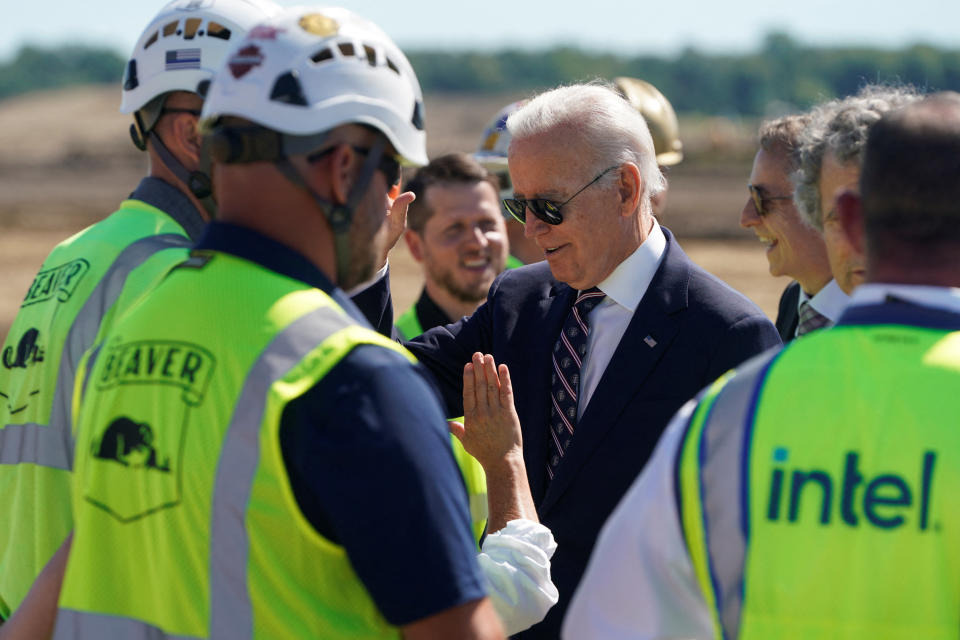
top-left (453, 352), bottom-right (536, 532)
top-left (452, 352), bottom-right (523, 471)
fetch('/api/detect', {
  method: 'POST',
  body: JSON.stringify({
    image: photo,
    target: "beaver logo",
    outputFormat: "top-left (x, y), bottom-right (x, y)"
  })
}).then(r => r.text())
top-left (2, 328), bottom-right (45, 369)
top-left (93, 417), bottom-right (170, 472)
top-left (83, 339), bottom-right (215, 522)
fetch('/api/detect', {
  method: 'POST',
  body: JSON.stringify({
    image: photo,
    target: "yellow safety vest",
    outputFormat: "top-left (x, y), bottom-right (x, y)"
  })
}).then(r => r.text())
top-left (58, 249), bottom-right (456, 638)
top-left (679, 319), bottom-right (960, 639)
top-left (0, 199), bottom-right (192, 618)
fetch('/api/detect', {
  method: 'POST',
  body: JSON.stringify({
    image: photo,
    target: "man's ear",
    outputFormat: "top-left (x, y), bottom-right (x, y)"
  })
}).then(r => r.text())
top-left (837, 190), bottom-right (865, 256)
top-left (167, 114), bottom-right (202, 171)
top-left (326, 144), bottom-right (358, 205)
top-left (617, 162), bottom-right (642, 217)
top-left (404, 228), bottom-right (425, 263)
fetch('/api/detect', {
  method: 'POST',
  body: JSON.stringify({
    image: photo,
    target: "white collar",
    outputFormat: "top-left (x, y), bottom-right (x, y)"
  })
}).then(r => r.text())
top-left (849, 283), bottom-right (960, 315)
top-left (595, 218), bottom-right (667, 313)
top-left (797, 279), bottom-right (850, 323)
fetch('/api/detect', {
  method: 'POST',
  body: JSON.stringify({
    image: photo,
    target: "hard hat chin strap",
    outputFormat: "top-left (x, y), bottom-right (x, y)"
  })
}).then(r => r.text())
top-left (273, 137), bottom-right (386, 288)
top-left (148, 131), bottom-right (218, 220)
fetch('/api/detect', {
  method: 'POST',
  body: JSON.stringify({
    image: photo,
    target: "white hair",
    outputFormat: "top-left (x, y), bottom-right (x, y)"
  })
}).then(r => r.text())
top-left (505, 82), bottom-right (666, 213)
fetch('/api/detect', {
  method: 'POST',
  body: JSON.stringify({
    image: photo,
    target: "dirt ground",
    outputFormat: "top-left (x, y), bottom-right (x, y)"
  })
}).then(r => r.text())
top-left (0, 85), bottom-right (790, 338)
top-left (0, 227), bottom-right (788, 339)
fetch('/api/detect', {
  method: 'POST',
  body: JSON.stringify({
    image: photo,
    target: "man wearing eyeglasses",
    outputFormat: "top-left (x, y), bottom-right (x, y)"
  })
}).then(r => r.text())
top-left (739, 114), bottom-right (841, 341)
top-left (377, 82), bottom-right (780, 638)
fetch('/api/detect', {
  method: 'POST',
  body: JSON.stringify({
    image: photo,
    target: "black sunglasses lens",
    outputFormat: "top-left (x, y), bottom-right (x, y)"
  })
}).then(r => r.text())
top-left (503, 199), bottom-right (526, 223)
top-left (529, 200), bottom-right (562, 225)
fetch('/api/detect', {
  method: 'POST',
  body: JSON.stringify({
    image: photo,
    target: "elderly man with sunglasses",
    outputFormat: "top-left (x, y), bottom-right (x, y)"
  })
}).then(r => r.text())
top-left (360, 82), bottom-right (780, 638)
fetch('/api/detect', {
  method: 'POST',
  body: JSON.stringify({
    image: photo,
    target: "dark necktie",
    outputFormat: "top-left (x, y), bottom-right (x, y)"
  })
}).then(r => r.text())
top-left (797, 300), bottom-right (832, 336)
top-left (547, 287), bottom-right (605, 480)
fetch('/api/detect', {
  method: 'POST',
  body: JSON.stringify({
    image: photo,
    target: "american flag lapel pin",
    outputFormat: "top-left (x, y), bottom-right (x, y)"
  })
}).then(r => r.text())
top-left (644, 335), bottom-right (657, 348)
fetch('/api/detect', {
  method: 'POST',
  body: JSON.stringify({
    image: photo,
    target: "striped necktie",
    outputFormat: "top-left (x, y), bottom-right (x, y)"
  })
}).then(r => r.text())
top-left (797, 299), bottom-right (832, 336)
top-left (547, 287), bottom-right (605, 481)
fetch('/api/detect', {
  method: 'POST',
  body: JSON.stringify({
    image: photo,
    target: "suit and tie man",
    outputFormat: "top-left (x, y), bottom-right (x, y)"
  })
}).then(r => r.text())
top-left (738, 114), bottom-right (840, 341)
top-left (794, 85), bottom-right (921, 296)
top-left (396, 153), bottom-right (508, 339)
top-left (364, 82), bottom-right (781, 637)
top-left (473, 78), bottom-right (684, 269)
top-left (394, 154), bottom-right (562, 635)
top-left (565, 91), bottom-right (960, 640)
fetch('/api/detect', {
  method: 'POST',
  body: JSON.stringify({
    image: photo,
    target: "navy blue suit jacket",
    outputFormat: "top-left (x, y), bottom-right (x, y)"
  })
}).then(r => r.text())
top-left (383, 229), bottom-right (780, 637)
top-left (775, 280), bottom-right (801, 343)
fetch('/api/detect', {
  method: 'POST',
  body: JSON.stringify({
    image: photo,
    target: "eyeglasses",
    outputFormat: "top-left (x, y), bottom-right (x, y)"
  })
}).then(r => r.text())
top-left (308, 144), bottom-right (402, 186)
top-left (747, 184), bottom-right (793, 217)
top-left (502, 165), bottom-right (619, 225)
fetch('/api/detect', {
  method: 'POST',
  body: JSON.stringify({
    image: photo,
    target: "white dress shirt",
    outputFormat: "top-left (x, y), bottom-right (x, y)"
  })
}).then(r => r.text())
top-left (562, 283), bottom-right (960, 639)
top-left (578, 219), bottom-right (666, 417)
top-left (795, 278), bottom-right (849, 336)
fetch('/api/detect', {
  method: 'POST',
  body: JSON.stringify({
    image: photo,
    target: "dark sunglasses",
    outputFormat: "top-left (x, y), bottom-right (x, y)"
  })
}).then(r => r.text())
top-left (308, 144), bottom-right (402, 186)
top-left (747, 184), bottom-right (793, 217)
top-left (503, 165), bottom-right (619, 225)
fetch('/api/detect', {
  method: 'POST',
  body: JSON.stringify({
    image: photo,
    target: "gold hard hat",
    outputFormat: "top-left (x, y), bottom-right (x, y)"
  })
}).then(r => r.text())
top-left (613, 77), bottom-right (683, 166)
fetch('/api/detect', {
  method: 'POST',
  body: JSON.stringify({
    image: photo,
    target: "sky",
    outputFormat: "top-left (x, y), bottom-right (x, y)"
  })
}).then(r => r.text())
top-left (2, 0), bottom-right (958, 62)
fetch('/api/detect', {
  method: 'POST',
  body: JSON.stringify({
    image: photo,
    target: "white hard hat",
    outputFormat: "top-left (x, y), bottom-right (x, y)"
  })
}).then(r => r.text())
top-left (121, 0), bottom-right (280, 115)
top-left (201, 6), bottom-right (428, 166)
top-left (473, 100), bottom-right (527, 172)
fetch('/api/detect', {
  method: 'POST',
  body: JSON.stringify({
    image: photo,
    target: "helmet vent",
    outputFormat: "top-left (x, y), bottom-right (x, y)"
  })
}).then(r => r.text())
top-left (337, 42), bottom-right (355, 57)
top-left (385, 57), bottom-right (400, 75)
top-left (411, 100), bottom-right (425, 131)
top-left (207, 22), bottom-right (232, 41)
top-left (123, 60), bottom-right (139, 91)
top-left (184, 18), bottom-right (202, 40)
top-left (144, 31), bottom-right (159, 50)
top-left (310, 48), bottom-right (333, 64)
top-left (163, 21), bottom-right (179, 37)
top-left (270, 71), bottom-right (309, 106)
top-left (363, 45), bottom-right (376, 67)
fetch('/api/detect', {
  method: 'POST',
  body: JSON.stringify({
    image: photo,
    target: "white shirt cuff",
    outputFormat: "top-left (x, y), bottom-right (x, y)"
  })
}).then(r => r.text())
top-left (478, 519), bottom-right (559, 635)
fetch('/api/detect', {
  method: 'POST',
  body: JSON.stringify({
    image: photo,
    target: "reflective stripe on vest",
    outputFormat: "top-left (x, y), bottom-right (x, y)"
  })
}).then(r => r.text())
top-left (678, 350), bottom-right (780, 640)
top-left (209, 304), bottom-right (354, 638)
top-left (54, 609), bottom-right (199, 640)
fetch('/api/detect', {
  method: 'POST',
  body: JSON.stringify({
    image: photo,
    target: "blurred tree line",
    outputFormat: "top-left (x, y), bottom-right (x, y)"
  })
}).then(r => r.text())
top-left (2, 33), bottom-right (959, 115)
top-left (0, 46), bottom-right (123, 100)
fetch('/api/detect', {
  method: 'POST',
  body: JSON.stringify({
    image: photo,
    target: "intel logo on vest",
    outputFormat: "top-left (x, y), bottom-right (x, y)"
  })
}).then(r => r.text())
top-left (766, 448), bottom-right (936, 530)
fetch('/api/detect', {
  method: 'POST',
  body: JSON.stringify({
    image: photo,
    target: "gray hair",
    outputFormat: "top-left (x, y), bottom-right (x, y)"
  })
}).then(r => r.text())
top-left (794, 84), bottom-right (922, 230)
top-left (505, 82), bottom-right (666, 214)
top-left (758, 113), bottom-right (812, 170)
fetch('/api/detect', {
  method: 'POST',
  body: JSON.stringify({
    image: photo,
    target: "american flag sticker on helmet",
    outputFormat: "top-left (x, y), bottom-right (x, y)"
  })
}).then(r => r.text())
top-left (166, 49), bottom-right (201, 71)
